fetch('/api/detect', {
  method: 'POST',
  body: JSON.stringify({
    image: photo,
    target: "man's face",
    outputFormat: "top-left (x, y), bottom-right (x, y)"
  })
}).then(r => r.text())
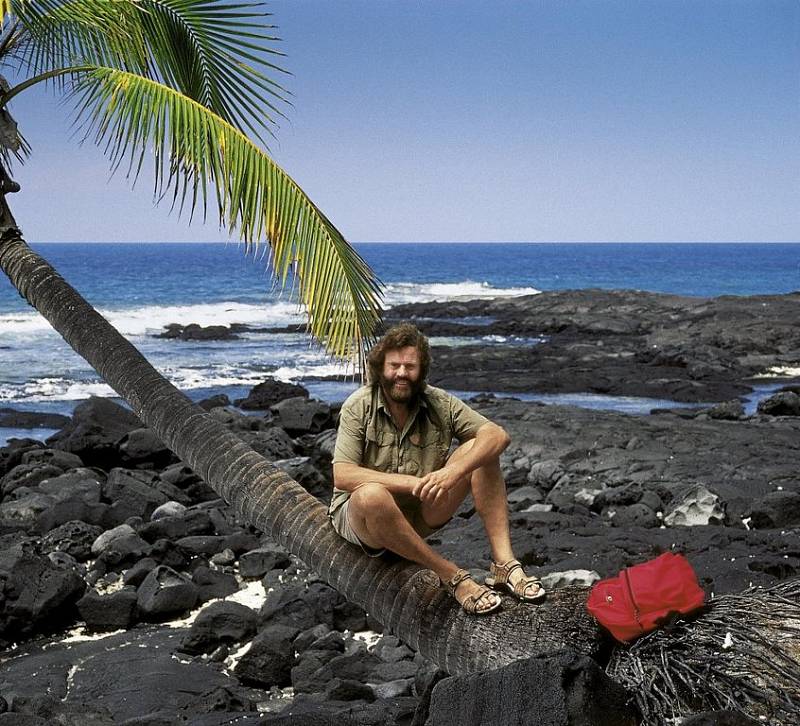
top-left (380, 346), bottom-right (424, 404)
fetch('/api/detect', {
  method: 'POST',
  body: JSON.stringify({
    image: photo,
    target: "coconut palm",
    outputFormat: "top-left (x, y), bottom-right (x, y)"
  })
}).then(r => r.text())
top-left (0, 0), bottom-right (596, 674)
top-left (0, 4), bottom-right (798, 721)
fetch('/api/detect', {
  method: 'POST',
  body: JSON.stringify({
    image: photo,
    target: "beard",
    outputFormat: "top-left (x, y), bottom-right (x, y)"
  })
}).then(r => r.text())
top-left (380, 373), bottom-right (425, 404)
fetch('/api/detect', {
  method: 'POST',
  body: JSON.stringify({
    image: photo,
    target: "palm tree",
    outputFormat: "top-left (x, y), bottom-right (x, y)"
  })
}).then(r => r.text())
top-left (0, 0), bottom-right (598, 675)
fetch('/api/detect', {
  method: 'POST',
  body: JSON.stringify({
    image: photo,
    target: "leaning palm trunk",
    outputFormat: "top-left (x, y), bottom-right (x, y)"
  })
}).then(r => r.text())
top-left (0, 226), bottom-right (600, 674)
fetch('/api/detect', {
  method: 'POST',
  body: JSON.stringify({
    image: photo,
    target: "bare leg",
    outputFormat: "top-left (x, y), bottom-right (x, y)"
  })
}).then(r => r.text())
top-left (420, 440), bottom-right (513, 563)
top-left (421, 441), bottom-right (542, 598)
top-left (347, 482), bottom-right (500, 611)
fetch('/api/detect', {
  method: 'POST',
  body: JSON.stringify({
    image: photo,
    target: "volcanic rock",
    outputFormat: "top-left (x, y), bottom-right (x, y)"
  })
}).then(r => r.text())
top-left (235, 378), bottom-right (310, 410)
top-left (20, 448), bottom-right (83, 469)
top-left (76, 587), bottom-right (139, 632)
top-left (196, 393), bottom-right (231, 410)
top-left (0, 542), bottom-right (85, 645)
top-left (157, 323), bottom-right (239, 341)
top-left (758, 391), bottom-right (800, 416)
top-left (104, 468), bottom-right (169, 523)
top-left (421, 650), bottom-right (636, 726)
top-left (41, 520), bottom-right (104, 561)
top-left (260, 581), bottom-right (342, 631)
top-left (749, 490), bottom-right (800, 529)
top-left (0, 408), bottom-right (71, 430)
top-left (388, 290), bottom-right (800, 403)
top-left (234, 623), bottom-right (300, 687)
top-left (0, 439), bottom-right (44, 478)
top-left (136, 565), bottom-right (198, 619)
top-left (117, 428), bottom-right (175, 468)
top-left (1, 463), bottom-right (63, 497)
top-left (270, 397), bottom-right (332, 435)
top-left (0, 628), bottom-right (246, 722)
top-left (45, 397), bottom-right (143, 469)
top-left (664, 485), bottom-right (725, 527)
top-left (541, 570), bottom-right (601, 589)
top-left (180, 601), bottom-right (258, 654)
top-left (704, 399), bottom-right (746, 420)
top-left (325, 678), bottom-right (376, 702)
top-left (151, 501), bottom-right (186, 520)
top-left (239, 543), bottom-right (292, 579)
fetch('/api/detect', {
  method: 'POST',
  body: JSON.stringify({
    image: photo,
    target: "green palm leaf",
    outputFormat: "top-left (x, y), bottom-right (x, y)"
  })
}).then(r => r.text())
top-left (70, 66), bottom-right (382, 364)
top-left (8, 0), bottom-right (289, 143)
top-left (4, 0), bottom-right (146, 78)
top-left (135, 0), bottom-right (290, 143)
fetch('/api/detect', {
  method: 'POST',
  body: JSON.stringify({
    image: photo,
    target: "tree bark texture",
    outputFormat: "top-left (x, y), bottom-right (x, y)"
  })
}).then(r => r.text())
top-left (0, 228), bottom-right (602, 675)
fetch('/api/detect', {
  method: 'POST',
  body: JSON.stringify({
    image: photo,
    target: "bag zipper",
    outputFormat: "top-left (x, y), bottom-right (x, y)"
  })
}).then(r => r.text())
top-left (622, 568), bottom-right (645, 635)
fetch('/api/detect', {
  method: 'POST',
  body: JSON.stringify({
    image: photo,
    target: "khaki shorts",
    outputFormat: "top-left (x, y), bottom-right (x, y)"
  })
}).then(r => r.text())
top-left (329, 488), bottom-right (448, 557)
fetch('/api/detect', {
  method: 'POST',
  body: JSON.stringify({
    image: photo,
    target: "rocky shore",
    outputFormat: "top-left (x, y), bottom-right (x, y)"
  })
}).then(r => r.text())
top-left (385, 289), bottom-right (800, 403)
top-left (0, 289), bottom-right (798, 724)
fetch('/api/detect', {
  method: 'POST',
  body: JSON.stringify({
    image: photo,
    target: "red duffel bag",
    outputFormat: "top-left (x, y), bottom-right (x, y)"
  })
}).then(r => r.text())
top-left (586, 552), bottom-right (706, 643)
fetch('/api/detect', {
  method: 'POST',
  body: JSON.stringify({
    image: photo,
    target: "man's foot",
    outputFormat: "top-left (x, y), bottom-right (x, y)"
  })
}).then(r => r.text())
top-left (486, 559), bottom-right (546, 603)
top-left (445, 569), bottom-right (502, 615)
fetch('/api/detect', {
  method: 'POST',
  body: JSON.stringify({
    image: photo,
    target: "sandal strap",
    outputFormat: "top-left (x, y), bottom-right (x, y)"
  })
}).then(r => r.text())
top-left (513, 575), bottom-right (543, 598)
top-left (461, 588), bottom-right (499, 615)
top-left (492, 559), bottom-right (523, 584)
top-left (446, 568), bottom-right (473, 595)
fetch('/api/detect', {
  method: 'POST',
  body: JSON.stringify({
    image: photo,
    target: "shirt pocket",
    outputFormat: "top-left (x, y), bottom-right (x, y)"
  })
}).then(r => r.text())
top-left (365, 430), bottom-right (396, 472)
top-left (410, 429), bottom-right (450, 473)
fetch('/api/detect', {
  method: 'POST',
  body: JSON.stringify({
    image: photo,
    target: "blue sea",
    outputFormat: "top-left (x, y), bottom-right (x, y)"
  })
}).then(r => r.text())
top-left (1, 243), bottom-right (798, 445)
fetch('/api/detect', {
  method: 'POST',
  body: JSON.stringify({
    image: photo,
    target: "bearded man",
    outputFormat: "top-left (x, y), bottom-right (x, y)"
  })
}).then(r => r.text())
top-left (328, 323), bottom-right (545, 615)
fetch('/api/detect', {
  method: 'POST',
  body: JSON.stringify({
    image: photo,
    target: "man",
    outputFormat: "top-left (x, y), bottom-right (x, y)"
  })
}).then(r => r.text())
top-left (329, 323), bottom-right (545, 615)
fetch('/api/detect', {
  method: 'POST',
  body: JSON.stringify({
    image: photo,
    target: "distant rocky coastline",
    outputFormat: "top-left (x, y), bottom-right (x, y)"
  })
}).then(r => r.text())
top-left (1, 288), bottom-right (799, 723)
top-left (383, 289), bottom-right (800, 403)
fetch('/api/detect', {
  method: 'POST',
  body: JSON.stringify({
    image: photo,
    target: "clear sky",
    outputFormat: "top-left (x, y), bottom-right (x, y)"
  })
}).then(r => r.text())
top-left (6, 0), bottom-right (799, 243)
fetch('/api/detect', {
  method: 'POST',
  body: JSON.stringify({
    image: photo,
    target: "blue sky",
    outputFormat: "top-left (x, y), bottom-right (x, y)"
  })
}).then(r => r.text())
top-left (6, 0), bottom-right (799, 242)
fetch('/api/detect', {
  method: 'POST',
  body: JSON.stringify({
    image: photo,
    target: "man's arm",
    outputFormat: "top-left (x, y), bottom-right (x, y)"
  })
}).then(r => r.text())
top-left (413, 421), bottom-right (510, 501)
top-left (333, 462), bottom-right (419, 496)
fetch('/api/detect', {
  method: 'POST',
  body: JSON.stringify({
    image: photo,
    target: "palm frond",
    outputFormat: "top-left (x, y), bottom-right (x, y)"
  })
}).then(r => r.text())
top-left (71, 66), bottom-right (382, 364)
top-left (8, 0), bottom-right (147, 78)
top-left (135, 0), bottom-right (291, 143)
top-left (9, 0), bottom-right (289, 143)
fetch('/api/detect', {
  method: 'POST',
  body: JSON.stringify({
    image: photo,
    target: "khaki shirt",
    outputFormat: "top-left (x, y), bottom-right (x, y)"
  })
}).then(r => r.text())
top-left (329, 383), bottom-right (489, 515)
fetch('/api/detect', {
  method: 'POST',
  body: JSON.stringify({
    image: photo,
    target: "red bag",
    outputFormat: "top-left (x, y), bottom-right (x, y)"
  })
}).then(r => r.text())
top-left (586, 552), bottom-right (706, 643)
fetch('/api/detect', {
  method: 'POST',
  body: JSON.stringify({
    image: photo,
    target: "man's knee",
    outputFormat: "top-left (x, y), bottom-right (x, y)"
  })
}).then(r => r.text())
top-left (469, 456), bottom-right (505, 488)
top-left (349, 482), bottom-right (397, 514)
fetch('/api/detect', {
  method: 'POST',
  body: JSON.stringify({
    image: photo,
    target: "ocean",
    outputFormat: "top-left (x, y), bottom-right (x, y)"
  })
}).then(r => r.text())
top-left (1, 242), bottom-right (798, 445)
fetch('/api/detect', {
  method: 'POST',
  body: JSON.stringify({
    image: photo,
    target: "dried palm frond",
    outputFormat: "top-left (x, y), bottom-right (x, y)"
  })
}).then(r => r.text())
top-left (607, 577), bottom-right (800, 725)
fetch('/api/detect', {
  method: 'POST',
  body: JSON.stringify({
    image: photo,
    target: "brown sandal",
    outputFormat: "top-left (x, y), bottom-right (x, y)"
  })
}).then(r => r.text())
top-left (445, 568), bottom-right (502, 615)
top-left (485, 559), bottom-right (546, 603)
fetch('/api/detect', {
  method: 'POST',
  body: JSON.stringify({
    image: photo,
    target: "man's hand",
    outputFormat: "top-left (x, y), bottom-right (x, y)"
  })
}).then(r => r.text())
top-left (413, 465), bottom-right (465, 504)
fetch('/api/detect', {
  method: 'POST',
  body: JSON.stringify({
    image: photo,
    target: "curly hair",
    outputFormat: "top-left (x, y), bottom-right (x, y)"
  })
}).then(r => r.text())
top-left (367, 323), bottom-right (431, 385)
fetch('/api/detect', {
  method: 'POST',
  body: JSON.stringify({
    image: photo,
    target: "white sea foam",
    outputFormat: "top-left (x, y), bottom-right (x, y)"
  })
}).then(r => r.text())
top-left (0, 358), bottom-right (354, 403)
top-left (756, 365), bottom-right (800, 378)
top-left (270, 362), bottom-right (352, 381)
top-left (0, 377), bottom-right (116, 402)
top-left (383, 280), bottom-right (539, 306)
top-left (0, 311), bottom-right (46, 335)
top-left (0, 281), bottom-right (534, 338)
top-left (161, 366), bottom-right (271, 390)
top-left (0, 300), bottom-right (305, 338)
